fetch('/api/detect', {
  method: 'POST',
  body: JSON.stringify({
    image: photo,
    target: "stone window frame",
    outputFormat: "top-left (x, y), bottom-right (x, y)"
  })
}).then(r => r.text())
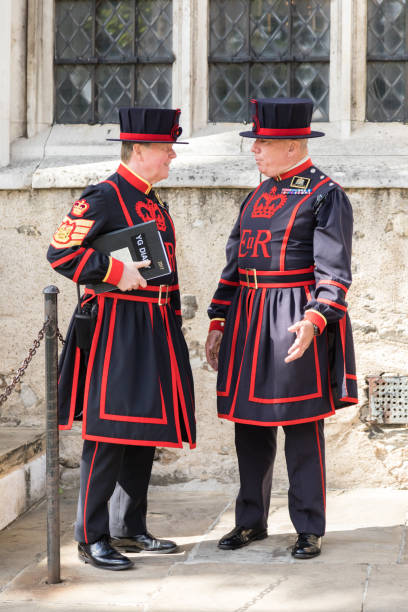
top-left (194, 0), bottom-right (369, 136)
top-left (24, 0), bottom-right (369, 140)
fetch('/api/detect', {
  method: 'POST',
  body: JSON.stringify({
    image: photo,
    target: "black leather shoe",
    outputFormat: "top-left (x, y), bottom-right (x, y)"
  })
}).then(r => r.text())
top-left (218, 526), bottom-right (268, 550)
top-left (291, 533), bottom-right (322, 559)
top-left (111, 531), bottom-right (178, 554)
top-left (78, 535), bottom-right (133, 570)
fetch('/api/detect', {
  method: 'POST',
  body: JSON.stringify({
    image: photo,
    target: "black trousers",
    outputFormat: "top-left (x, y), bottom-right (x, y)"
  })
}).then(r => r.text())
top-left (235, 419), bottom-right (326, 536)
top-left (75, 440), bottom-right (155, 544)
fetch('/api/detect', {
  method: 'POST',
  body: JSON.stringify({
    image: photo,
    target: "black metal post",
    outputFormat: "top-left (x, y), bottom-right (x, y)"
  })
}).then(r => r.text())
top-left (43, 286), bottom-right (61, 584)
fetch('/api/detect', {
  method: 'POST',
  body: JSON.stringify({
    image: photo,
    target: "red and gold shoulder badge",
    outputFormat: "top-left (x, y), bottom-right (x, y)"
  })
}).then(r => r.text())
top-left (290, 176), bottom-right (311, 189)
top-left (51, 216), bottom-right (95, 249)
top-left (251, 186), bottom-right (287, 218)
top-left (71, 199), bottom-right (90, 217)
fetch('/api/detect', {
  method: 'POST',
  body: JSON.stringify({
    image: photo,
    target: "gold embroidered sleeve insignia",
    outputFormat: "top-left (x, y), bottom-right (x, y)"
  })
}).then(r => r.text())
top-left (71, 199), bottom-right (90, 217)
top-left (51, 216), bottom-right (95, 249)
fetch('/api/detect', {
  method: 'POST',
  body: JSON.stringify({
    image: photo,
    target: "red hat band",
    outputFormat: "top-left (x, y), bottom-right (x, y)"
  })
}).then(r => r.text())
top-left (255, 127), bottom-right (312, 137)
top-left (119, 132), bottom-right (176, 142)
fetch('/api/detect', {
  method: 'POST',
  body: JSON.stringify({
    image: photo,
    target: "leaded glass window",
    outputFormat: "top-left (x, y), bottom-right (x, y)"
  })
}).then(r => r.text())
top-left (55, 0), bottom-right (173, 124)
top-left (209, 0), bottom-right (330, 123)
top-left (367, 0), bottom-right (408, 121)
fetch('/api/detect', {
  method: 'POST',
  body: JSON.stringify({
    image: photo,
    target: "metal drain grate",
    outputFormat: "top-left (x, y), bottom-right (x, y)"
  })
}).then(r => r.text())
top-left (367, 375), bottom-right (408, 424)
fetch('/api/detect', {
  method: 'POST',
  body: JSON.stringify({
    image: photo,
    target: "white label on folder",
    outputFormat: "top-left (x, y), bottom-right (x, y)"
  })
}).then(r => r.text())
top-left (112, 247), bottom-right (133, 264)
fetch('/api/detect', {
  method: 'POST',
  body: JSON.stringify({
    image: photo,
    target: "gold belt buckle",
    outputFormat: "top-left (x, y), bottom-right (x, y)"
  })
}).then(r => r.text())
top-left (244, 268), bottom-right (258, 289)
top-left (158, 284), bottom-right (169, 306)
top-left (251, 268), bottom-right (258, 289)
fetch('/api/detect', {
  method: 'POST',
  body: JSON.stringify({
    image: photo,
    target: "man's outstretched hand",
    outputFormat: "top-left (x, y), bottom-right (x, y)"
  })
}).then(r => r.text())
top-left (117, 260), bottom-right (151, 291)
top-left (205, 330), bottom-right (223, 371)
top-left (285, 319), bottom-right (314, 363)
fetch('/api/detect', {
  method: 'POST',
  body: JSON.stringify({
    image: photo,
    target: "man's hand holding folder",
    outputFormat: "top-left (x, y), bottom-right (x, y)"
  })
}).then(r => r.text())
top-left (117, 259), bottom-right (151, 291)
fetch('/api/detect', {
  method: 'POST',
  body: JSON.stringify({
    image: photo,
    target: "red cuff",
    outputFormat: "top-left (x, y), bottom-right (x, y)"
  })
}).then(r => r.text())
top-left (304, 310), bottom-right (326, 335)
top-left (104, 257), bottom-right (124, 286)
top-left (209, 319), bottom-right (225, 333)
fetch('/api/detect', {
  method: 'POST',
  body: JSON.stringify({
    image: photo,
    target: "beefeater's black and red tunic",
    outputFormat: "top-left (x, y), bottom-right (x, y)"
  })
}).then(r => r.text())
top-left (47, 163), bottom-right (196, 448)
top-left (208, 158), bottom-right (358, 426)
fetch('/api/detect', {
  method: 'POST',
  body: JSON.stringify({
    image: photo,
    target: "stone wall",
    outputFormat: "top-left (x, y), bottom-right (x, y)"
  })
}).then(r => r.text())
top-left (0, 185), bottom-right (407, 489)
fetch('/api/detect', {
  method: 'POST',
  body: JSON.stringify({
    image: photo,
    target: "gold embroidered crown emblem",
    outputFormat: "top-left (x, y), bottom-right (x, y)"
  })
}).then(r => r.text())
top-left (71, 199), bottom-right (89, 217)
top-left (54, 220), bottom-right (75, 243)
top-left (135, 199), bottom-right (166, 232)
top-left (251, 187), bottom-right (287, 218)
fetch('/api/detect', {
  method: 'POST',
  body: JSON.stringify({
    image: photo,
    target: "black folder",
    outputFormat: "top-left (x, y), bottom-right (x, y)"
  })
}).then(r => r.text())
top-left (87, 220), bottom-right (171, 294)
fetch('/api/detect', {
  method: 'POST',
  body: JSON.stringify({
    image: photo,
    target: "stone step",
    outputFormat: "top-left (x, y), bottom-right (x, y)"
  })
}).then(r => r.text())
top-left (0, 427), bottom-right (46, 530)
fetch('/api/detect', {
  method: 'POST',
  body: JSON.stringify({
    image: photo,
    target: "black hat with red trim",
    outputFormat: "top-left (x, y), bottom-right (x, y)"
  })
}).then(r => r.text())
top-left (107, 107), bottom-right (188, 144)
top-left (239, 98), bottom-right (325, 139)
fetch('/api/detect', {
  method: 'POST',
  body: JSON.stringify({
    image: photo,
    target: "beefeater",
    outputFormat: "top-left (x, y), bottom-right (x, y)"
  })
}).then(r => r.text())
top-left (205, 97), bottom-right (357, 559)
top-left (47, 107), bottom-right (195, 571)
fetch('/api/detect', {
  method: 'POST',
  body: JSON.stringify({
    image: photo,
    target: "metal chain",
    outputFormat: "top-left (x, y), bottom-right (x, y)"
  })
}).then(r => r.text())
top-left (0, 320), bottom-right (65, 408)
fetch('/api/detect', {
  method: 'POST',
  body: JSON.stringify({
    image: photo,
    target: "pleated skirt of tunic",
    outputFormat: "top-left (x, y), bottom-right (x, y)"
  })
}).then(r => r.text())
top-left (217, 284), bottom-right (356, 426)
top-left (58, 294), bottom-right (196, 448)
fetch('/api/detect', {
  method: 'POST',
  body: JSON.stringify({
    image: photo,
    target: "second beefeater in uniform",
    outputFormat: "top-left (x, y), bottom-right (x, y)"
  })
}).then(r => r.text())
top-left (206, 98), bottom-right (357, 558)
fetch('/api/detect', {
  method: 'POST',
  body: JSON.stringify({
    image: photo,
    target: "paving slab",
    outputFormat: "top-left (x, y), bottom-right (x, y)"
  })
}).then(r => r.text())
top-left (0, 487), bottom-right (407, 611)
top-left (0, 489), bottom-right (76, 590)
top-left (364, 564), bottom-right (408, 612)
top-left (151, 562), bottom-right (367, 612)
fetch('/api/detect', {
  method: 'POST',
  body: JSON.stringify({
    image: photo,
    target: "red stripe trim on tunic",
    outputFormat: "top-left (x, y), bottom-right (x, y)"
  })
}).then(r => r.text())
top-left (339, 396), bottom-right (359, 403)
top-left (137, 284), bottom-right (179, 292)
top-left (217, 293), bottom-right (243, 397)
top-left (99, 297), bottom-right (167, 424)
top-left (276, 158), bottom-right (313, 181)
top-left (73, 249), bottom-right (94, 283)
top-left (238, 266), bottom-right (315, 276)
top-left (219, 278), bottom-right (240, 286)
top-left (338, 315), bottom-right (348, 397)
top-left (90, 292), bottom-right (171, 304)
top-left (51, 247), bottom-right (86, 268)
top-left (102, 180), bottom-right (133, 226)
top-left (83, 441), bottom-right (98, 544)
top-left (240, 183), bottom-right (265, 229)
top-left (241, 280), bottom-right (315, 289)
top-left (317, 298), bottom-right (347, 312)
top-left (246, 286), bottom-right (322, 404)
top-left (83, 434), bottom-right (194, 448)
top-left (116, 164), bottom-right (151, 193)
top-left (218, 412), bottom-right (332, 427)
top-left (159, 307), bottom-right (183, 447)
top-left (315, 421), bottom-right (326, 511)
top-left (60, 347), bottom-right (81, 431)
top-left (346, 373), bottom-right (357, 380)
top-left (100, 298), bottom-right (117, 418)
top-left (317, 279), bottom-right (349, 293)
top-left (279, 177), bottom-right (330, 270)
top-left (104, 258), bottom-right (124, 286)
top-left (82, 296), bottom-right (105, 438)
top-left (228, 291), bottom-right (255, 418)
top-left (304, 310), bottom-right (326, 335)
top-left (163, 306), bottom-right (193, 447)
top-left (212, 299), bottom-right (232, 305)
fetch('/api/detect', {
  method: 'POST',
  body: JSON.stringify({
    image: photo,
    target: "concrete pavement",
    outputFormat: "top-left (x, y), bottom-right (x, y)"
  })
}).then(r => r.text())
top-left (0, 484), bottom-right (407, 611)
